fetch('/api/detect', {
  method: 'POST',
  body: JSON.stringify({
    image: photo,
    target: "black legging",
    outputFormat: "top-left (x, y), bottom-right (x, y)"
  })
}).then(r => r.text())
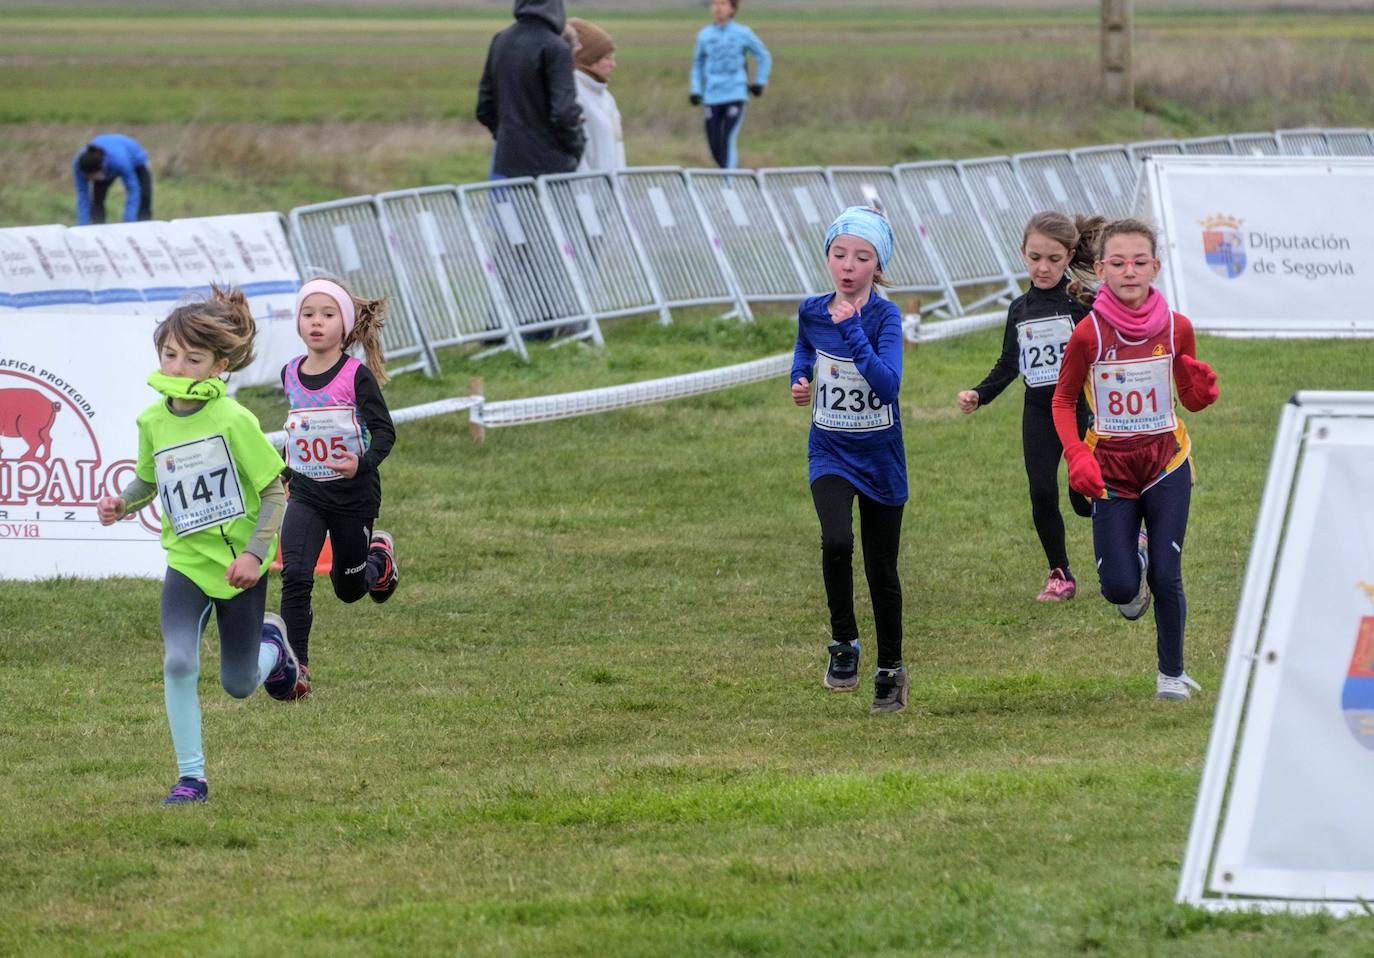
top-left (1022, 397), bottom-right (1091, 574)
top-left (810, 474), bottom-right (904, 670)
top-left (278, 497), bottom-right (383, 666)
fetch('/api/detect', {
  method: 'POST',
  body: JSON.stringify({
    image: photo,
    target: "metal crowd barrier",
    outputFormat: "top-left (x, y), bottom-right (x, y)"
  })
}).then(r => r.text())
top-left (894, 161), bottom-right (1020, 313)
top-left (281, 126), bottom-right (1348, 378)
top-left (1277, 128), bottom-right (1330, 157)
top-left (287, 196), bottom-right (438, 377)
top-left (686, 168), bottom-right (810, 305)
top-left (539, 170), bottom-right (668, 325)
top-left (1068, 145), bottom-right (1135, 218)
top-left (375, 186), bottom-right (526, 360)
top-left (1325, 128), bottom-right (1374, 156)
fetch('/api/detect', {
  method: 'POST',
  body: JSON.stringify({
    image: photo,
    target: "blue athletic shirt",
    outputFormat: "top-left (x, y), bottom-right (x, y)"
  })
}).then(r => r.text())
top-left (791, 290), bottom-right (907, 505)
top-left (690, 20), bottom-right (772, 106)
top-left (72, 133), bottom-right (150, 225)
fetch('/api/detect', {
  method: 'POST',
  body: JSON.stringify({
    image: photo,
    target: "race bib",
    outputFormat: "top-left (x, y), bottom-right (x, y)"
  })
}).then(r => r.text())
top-left (154, 434), bottom-right (247, 537)
top-left (1017, 315), bottom-right (1073, 387)
top-left (812, 350), bottom-right (893, 433)
top-left (1092, 355), bottom-right (1177, 436)
top-left (284, 405), bottom-right (364, 481)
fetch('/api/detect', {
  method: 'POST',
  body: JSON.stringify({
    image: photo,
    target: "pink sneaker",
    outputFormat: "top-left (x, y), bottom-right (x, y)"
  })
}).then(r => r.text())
top-left (1036, 568), bottom-right (1076, 602)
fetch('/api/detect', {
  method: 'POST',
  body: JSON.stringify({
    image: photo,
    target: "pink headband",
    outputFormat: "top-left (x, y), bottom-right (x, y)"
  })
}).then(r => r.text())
top-left (296, 279), bottom-right (356, 338)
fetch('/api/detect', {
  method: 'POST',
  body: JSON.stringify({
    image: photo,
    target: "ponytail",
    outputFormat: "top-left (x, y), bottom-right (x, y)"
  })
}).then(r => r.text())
top-left (346, 296), bottom-right (390, 388)
top-left (1067, 215), bottom-right (1106, 305)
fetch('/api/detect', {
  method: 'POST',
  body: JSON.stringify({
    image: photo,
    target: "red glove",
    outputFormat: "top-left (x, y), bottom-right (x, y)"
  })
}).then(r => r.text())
top-left (1065, 443), bottom-right (1106, 500)
top-left (1178, 354), bottom-right (1219, 409)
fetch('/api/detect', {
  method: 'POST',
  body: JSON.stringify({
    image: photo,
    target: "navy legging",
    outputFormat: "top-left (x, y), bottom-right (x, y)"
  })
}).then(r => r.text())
top-left (1091, 463), bottom-right (1191, 677)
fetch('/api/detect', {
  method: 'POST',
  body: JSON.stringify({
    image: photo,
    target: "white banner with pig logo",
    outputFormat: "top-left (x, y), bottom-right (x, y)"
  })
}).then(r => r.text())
top-left (0, 313), bottom-right (165, 579)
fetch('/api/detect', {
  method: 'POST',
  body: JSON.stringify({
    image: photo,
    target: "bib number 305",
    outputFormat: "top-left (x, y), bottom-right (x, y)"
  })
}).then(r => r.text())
top-left (154, 434), bottom-right (247, 537)
top-left (812, 350), bottom-right (893, 433)
top-left (284, 406), bottom-right (364, 481)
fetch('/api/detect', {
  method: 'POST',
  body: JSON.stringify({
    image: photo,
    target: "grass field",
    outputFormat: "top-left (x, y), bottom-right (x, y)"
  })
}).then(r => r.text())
top-left (1, 4), bottom-right (1371, 226)
top-left (4, 2), bottom-right (1374, 954)
top-left (6, 316), bottom-right (1374, 955)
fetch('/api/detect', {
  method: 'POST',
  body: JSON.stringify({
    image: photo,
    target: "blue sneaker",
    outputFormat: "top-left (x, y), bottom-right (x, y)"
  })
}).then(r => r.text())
top-left (261, 612), bottom-right (300, 701)
top-left (163, 776), bottom-right (208, 805)
top-left (823, 640), bottom-right (860, 692)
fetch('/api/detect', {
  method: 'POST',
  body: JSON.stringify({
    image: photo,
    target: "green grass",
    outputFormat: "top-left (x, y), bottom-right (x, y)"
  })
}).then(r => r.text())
top-left (1, 5), bottom-right (1371, 225)
top-left (4, 3), bottom-right (1374, 952)
top-left (5, 312), bottom-right (1374, 955)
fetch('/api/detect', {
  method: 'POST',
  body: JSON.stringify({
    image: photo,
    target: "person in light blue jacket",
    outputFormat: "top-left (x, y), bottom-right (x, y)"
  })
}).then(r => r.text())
top-left (73, 133), bottom-right (152, 226)
top-left (688, 0), bottom-right (771, 169)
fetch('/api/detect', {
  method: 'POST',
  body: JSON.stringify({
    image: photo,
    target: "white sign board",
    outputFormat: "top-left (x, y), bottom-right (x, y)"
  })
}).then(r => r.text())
top-left (174, 213), bottom-right (302, 390)
top-left (0, 225), bottom-right (94, 312)
top-left (1179, 392), bottom-right (1374, 914)
top-left (1141, 156), bottom-right (1374, 335)
top-left (0, 313), bottom-right (165, 580)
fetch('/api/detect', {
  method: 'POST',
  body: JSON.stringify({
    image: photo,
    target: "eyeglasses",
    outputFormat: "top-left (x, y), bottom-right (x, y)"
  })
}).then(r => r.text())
top-left (1097, 257), bottom-right (1156, 272)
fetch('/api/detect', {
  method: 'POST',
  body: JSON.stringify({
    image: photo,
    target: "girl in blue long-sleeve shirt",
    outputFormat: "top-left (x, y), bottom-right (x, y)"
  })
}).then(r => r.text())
top-left (790, 207), bottom-right (909, 714)
top-left (688, 0), bottom-right (771, 169)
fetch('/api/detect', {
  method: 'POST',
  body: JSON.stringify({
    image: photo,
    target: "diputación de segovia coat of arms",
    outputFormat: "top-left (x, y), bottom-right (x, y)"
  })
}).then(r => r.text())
top-left (1342, 581), bottom-right (1374, 751)
top-left (1200, 213), bottom-right (1246, 279)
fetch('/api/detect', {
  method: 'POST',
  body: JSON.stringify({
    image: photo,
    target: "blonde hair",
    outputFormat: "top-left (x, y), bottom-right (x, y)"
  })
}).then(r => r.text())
top-left (304, 274), bottom-right (391, 388)
top-left (153, 285), bottom-right (256, 371)
top-left (1022, 211), bottom-right (1106, 305)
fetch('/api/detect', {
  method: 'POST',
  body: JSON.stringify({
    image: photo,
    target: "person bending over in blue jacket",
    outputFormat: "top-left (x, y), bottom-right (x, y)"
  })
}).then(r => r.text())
top-left (689, 0), bottom-right (771, 170)
top-left (73, 133), bottom-right (152, 226)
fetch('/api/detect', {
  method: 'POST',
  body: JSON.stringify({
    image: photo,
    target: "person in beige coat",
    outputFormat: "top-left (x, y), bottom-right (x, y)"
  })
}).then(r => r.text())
top-left (568, 18), bottom-right (626, 173)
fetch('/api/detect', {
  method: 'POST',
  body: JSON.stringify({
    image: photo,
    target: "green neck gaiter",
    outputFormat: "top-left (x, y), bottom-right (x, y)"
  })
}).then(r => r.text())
top-left (147, 371), bottom-right (227, 403)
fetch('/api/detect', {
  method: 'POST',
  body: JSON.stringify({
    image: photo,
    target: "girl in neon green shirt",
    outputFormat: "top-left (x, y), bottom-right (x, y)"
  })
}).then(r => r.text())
top-left (98, 287), bottom-right (297, 805)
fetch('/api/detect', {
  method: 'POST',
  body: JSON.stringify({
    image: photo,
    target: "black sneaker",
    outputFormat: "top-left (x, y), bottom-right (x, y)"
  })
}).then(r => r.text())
top-left (369, 530), bottom-right (399, 604)
top-left (871, 665), bottom-right (910, 714)
top-left (823, 641), bottom-right (860, 692)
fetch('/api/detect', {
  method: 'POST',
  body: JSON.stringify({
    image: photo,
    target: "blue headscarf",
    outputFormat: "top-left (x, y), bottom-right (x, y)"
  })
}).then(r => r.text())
top-left (824, 206), bottom-right (894, 272)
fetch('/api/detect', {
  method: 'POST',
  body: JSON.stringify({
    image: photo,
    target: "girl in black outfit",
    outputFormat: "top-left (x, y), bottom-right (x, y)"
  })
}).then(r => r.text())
top-left (956, 212), bottom-right (1102, 601)
top-left (277, 278), bottom-right (398, 699)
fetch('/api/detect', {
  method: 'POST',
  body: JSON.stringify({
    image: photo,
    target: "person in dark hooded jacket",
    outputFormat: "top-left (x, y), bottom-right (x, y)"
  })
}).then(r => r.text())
top-left (476, 0), bottom-right (586, 178)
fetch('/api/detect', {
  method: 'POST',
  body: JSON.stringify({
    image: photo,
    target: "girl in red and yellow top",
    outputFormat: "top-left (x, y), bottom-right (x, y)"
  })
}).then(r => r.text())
top-left (1051, 219), bottom-right (1219, 701)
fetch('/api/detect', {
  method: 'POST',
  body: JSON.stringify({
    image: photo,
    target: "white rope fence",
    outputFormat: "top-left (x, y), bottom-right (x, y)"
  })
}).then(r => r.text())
top-left (476, 353), bottom-right (791, 428)
top-left (263, 316), bottom-right (1003, 445)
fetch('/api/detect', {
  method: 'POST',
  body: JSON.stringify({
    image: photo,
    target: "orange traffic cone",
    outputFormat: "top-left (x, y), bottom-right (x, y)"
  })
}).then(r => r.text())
top-left (269, 532), bottom-right (334, 575)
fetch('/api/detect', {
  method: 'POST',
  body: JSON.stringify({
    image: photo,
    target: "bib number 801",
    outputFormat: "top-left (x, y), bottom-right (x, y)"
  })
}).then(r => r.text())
top-left (1106, 387), bottom-right (1159, 417)
top-left (816, 382), bottom-right (881, 413)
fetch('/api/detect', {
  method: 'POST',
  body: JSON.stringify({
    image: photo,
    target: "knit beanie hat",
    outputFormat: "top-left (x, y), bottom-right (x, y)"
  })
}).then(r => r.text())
top-left (569, 18), bottom-right (614, 70)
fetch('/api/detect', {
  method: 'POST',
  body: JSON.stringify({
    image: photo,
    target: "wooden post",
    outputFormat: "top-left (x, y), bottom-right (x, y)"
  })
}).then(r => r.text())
top-left (1101, 0), bottom-right (1134, 107)
top-left (469, 376), bottom-right (485, 445)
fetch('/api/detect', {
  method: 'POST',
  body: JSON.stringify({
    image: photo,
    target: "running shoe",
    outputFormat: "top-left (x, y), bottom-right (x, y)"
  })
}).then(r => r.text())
top-left (1118, 530), bottom-right (1151, 621)
top-left (369, 530), bottom-right (399, 604)
top-left (292, 663), bottom-right (312, 701)
top-left (871, 665), bottom-right (910, 714)
top-left (163, 776), bottom-right (208, 805)
top-left (261, 611), bottom-right (300, 701)
top-left (1036, 568), bottom-right (1077, 602)
top-left (1156, 671), bottom-right (1202, 701)
top-left (823, 640), bottom-right (859, 692)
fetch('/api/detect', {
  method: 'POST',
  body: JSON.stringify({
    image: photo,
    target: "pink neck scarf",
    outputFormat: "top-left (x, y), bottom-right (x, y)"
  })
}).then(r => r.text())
top-left (295, 279), bottom-right (356, 338)
top-left (1093, 284), bottom-right (1170, 340)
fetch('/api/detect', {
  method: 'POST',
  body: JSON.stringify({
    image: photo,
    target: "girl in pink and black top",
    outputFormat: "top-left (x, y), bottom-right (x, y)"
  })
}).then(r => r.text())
top-left (1051, 219), bottom-right (1219, 701)
top-left (277, 277), bottom-right (398, 698)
